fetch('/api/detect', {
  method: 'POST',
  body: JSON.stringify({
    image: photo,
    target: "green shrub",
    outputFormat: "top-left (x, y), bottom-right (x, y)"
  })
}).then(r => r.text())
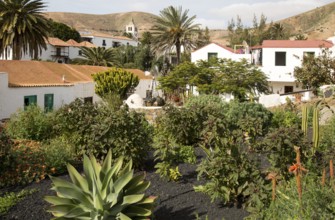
top-left (0, 140), bottom-right (47, 187)
top-left (42, 136), bottom-right (76, 174)
top-left (271, 108), bottom-right (301, 128)
top-left (53, 99), bottom-right (98, 152)
top-left (45, 150), bottom-right (156, 219)
top-left (224, 102), bottom-right (273, 143)
top-left (153, 105), bottom-right (197, 180)
top-left (256, 126), bottom-right (311, 181)
top-left (85, 104), bottom-right (153, 168)
top-left (261, 174), bottom-right (335, 219)
top-left (195, 140), bottom-right (270, 213)
top-left (0, 189), bottom-right (37, 215)
top-left (0, 127), bottom-right (12, 176)
top-left (6, 105), bottom-right (54, 141)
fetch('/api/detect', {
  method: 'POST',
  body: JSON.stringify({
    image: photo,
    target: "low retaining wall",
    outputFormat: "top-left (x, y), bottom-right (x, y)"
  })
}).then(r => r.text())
top-left (131, 106), bottom-right (163, 124)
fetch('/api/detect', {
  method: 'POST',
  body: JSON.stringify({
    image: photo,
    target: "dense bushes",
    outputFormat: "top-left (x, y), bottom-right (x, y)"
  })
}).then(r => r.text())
top-left (6, 105), bottom-right (54, 141)
top-left (54, 98), bottom-right (153, 168)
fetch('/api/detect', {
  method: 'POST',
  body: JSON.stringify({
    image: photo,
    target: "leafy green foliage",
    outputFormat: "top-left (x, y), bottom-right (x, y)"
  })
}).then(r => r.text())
top-left (0, 189), bottom-right (37, 215)
top-left (271, 108), bottom-right (301, 128)
top-left (0, 127), bottom-right (12, 175)
top-left (294, 49), bottom-right (335, 93)
top-left (261, 175), bottom-right (335, 219)
top-left (158, 61), bottom-right (198, 94)
top-left (42, 136), bottom-right (76, 174)
top-left (53, 99), bottom-right (98, 152)
top-left (87, 104), bottom-right (153, 168)
top-left (54, 99), bottom-right (152, 168)
top-left (195, 140), bottom-right (270, 213)
top-left (93, 67), bottom-right (139, 99)
top-left (256, 126), bottom-right (310, 181)
top-left (48, 19), bottom-right (81, 42)
top-left (46, 150), bottom-right (156, 219)
top-left (151, 6), bottom-right (200, 65)
top-left (224, 102), bottom-right (273, 144)
top-left (72, 47), bottom-right (119, 67)
top-left (0, 0), bottom-right (50, 60)
top-left (6, 105), bottom-right (54, 141)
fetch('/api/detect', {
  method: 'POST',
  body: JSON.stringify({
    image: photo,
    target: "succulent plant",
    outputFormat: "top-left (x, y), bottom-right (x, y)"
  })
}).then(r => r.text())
top-left (45, 150), bottom-right (156, 219)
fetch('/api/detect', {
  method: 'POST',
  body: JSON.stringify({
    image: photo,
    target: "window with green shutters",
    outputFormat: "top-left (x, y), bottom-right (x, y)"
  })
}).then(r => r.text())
top-left (24, 95), bottom-right (37, 109)
top-left (44, 94), bottom-right (54, 112)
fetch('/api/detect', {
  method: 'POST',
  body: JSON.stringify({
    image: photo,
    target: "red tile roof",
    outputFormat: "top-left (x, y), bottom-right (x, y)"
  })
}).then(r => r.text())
top-left (78, 41), bottom-right (96, 48)
top-left (262, 40), bottom-right (333, 48)
top-left (47, 37), bottom-right (71, 47)
top-left (192, 42), bottom-right (235, 53)
top-left (0, 60), bottom-right (151, 87)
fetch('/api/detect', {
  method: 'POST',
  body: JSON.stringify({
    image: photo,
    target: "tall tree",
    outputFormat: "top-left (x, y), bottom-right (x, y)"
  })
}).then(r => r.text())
top-left (294, 49), bottom-right (335, 93)
top-left (49, 19), bottom-right (81, 42)
top-left (72, 47), bottom-right (119, 67)
top-left (0, 0), bottom-right (50, 60)
top-left (151, 6), bottom-right (200, 65)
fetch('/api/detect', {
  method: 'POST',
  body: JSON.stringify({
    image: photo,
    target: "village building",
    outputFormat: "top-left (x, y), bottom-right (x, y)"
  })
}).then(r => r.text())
top-left (0, 60), bottom-right (153, 120)
top-left (80, 32), bottom-right (138, 48)
top-left (0, 37), bottom-right (96, 64)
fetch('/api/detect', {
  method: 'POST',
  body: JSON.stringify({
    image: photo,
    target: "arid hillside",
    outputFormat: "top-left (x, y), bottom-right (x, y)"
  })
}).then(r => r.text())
top-left (45, 2), bottom-right (335, 45)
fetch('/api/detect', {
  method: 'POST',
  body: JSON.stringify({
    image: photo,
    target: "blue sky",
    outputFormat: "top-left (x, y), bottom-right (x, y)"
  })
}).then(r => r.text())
top-left (44, 0), bottom-right (334, 28)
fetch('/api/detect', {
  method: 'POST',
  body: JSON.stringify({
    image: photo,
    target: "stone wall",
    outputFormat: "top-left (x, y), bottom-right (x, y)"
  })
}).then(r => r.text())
top-left (131, 106), bottom-right (163, 124)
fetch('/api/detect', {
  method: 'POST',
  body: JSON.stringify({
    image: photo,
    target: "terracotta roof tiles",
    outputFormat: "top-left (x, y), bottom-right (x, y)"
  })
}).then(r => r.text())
top-left (0, 60), bottom-right (151, 88)
top-left (262, 40), bottom-right (333, 48)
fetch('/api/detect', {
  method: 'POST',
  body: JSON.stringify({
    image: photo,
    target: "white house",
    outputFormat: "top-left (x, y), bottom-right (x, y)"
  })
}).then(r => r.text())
top-left (0, 60), bottom-right (153, 120)
top-left (191, 42), bottom-right (251, 63)
top-left (80, 32), bottom-right (138, 48)
top-left (253, 39), bottom-right (334, 94)
top-left (1, 37), bottom-right (97, 64)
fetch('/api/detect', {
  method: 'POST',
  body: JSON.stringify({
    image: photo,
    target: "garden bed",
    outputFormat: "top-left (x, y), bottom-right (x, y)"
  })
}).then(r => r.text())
top-left (1, 150), bottom-right (248, 220)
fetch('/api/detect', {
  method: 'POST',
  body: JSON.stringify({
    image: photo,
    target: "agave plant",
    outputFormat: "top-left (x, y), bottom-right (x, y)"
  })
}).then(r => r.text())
top-left (45, 150), bottom-right (156, 219)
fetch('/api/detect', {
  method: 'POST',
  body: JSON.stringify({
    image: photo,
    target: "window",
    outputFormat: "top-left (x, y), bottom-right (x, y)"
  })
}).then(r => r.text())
top-left (208, 52), bottom-right (218, 60)
top-left (275, 52), bottom-right (286, 66)
top-left (24, 95), bottom-right (37, 109)
top-left (284, 86), bottom-right (294, 93)
top-left (303, 51), bottom-right (315, 62)
top-left (56, 48), bottom-right (61, 56)
top-left (128, 27), bottom-right (132, 31)
top-left (78, 50), bottom-right (82, 56)
top-left (84, 97), bottom-right (93, 104)
top-left (44, 94), bottom-right (54, 112)
top-left (102, 40), bottom-right (106, 46)
top-left (112, 42), bottom-right (120, 48)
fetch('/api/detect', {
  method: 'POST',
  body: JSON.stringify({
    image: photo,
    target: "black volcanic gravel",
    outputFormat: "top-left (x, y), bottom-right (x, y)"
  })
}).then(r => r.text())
top-left (1, 149), bottom-right (248, 220)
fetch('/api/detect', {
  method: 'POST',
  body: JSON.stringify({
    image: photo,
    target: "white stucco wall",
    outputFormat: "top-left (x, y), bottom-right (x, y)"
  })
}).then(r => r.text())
top-left (86, 36), bottom-right (138, 49)
top-left (191, 43), bottom-right (251, 63)
top-left (0, 72), bottom-right (157, 120)
top-left (260, 47), bottom-right (325, 82)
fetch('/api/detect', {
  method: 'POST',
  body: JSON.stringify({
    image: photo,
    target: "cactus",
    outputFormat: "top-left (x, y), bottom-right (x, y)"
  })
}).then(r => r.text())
top-left (92, 67), bottom-right (139, 100)
top-left (45, 150), bottom-right (156, 219)
top-left (312, 107), bottom-right (319, 154)
top-left (301, 105), bottom-right (308, 136)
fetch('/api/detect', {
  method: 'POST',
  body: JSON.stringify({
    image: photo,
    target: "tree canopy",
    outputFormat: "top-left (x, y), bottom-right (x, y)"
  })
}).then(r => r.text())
top-left (158, 59), bottom-right (270, 101)
top-left (294, 49), bottom-right (335, 93)
top-left (48, 19), bottom-right (81, 42)
top-left (72, 47), bottom-right (119, 67)
top-left (0, 0), bottom-right (50, 60)
top-left (151, 6), bottom-right (200, 65)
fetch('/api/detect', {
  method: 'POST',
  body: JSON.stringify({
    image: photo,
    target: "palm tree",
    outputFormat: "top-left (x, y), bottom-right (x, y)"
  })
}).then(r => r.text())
top-left (151, 6), bottom-right (200, 65)
top-left (72, 47), bottom-right (119, 67)
top-left (0, 0), bottom-right (50, 60)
